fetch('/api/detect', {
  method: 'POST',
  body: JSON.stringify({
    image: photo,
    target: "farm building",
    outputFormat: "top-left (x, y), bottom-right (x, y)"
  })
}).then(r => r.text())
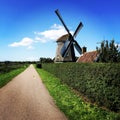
top-left (77, 49), bottom-right (99, 63)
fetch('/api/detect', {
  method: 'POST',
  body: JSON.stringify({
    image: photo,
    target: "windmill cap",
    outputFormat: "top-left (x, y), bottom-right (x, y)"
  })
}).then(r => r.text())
top-left (56, 34), bottom-right (69, 42)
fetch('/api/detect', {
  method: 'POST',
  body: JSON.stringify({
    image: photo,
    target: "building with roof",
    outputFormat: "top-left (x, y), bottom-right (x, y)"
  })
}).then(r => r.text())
top-left (77, 50), bottom-right (99, 63)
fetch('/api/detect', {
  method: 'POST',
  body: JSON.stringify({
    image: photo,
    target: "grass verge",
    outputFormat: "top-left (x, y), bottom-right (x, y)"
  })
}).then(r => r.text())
top-left (36, 68), bottom-right (120, 120)
top-left (0, 67), bottom-right (26, 88)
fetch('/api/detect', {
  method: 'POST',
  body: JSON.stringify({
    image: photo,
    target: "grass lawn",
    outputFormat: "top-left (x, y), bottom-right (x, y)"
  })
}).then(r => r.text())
top-left (0, 67), bottom-right (26, 88)
top-left (36, 68), bottom-right (120, 120)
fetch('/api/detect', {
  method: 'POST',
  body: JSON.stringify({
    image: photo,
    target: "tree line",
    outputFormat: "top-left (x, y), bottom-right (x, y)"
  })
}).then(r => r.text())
top-left (38, 40), bottom-right (120, 63)
top-left (96, 40), bottom-right (120, 63)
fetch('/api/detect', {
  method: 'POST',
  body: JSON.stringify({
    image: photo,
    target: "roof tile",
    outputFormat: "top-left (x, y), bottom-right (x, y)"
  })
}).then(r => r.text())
top-left (77, 51), bottom-right (98, 63)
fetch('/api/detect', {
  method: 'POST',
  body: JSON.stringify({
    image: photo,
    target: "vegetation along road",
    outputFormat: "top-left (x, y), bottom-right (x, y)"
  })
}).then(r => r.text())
top-left (0, 64), bottom-right (67, 120)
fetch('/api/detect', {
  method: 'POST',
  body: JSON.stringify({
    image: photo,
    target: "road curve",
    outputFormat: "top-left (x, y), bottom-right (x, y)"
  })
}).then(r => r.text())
top-left (0, 64), bottom-right (67, 120)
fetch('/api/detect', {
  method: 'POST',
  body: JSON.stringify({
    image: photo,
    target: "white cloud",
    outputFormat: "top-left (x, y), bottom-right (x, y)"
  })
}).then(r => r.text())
top-left (26, 56), bottom-right (39, 61)
top-left (50, 24), bottom-right (64, 30)
top-left (9, 37), bottom-right (34, 49)
top-left (27, 45), bottom-right (34, 50)
top-left (8, 24), bottom-right (73, 50)
top-left (34, 24), bottom-right (72, 43)
top-left (35, 36), bottom-right (47, 43)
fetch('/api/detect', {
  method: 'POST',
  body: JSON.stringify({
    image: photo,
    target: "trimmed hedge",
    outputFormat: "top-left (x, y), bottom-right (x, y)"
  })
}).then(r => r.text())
top-left (0, 62), bottom-right (28, 74)
top-left (42, 63), bottom-right (120, 113)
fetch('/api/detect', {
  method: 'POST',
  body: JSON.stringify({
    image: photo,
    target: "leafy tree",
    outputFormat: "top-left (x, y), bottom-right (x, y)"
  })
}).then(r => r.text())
top-left (39, 57), bottom-right (54, 63)
top-left (97, 40), bottom-right (120, 62)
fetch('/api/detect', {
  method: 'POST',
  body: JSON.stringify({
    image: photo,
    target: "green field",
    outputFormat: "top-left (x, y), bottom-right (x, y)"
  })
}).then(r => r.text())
top-left (36, 68), bottom-right (120, 120)
top-left (0, 61), bottom-right (28, 74)
top-left (0, 62), bottom-right (28, 88)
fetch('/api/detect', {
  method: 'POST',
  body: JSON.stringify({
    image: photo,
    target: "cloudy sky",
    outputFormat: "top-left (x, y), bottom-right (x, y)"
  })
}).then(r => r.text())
top-left (0, 0), bottom-right (120, 61)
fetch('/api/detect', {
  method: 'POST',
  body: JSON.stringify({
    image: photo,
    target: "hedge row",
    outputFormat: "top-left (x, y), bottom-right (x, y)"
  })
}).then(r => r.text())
top-left (0, 62), bottom-right (28, 74)
top-left (41, 63), bottom-right (120, 113)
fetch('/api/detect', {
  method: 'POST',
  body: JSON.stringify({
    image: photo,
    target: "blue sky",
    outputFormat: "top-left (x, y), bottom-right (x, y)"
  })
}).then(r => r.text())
top-left (0, 0), bottom-right (120, 61)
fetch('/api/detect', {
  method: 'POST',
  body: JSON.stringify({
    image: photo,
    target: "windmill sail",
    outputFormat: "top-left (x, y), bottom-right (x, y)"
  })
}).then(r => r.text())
top-left (62, 22), bottom-right (83, 57)
top-left (60, 40), bottom-right (70, 56)
top-left (74, 40), bottom-right (82, 54)
top-left (62, 35), bottom-right (73, 57)
top-left (55, 9), bottom-right (70, 34)
top-left (73, 22), bottom-right (83, 38)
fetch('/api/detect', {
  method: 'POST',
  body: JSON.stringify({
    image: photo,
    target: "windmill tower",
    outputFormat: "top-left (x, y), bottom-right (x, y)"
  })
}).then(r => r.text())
top-left (54, 9), bottom-right (83, 62)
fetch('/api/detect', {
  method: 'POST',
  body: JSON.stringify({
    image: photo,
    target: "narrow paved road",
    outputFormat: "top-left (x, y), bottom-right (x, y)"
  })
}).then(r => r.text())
top-left (0, 65), bottom-right (67, 120)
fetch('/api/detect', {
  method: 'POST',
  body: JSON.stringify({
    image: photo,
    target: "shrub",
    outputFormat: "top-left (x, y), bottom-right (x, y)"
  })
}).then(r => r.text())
top-left (41, 63), bottom-right (120, 113)
top-left (96, 40), bottom-right (120, 62)
top-left (36, 63), bottom-right (42, 68)
top-left (0, 62), bottom-right (28, 74)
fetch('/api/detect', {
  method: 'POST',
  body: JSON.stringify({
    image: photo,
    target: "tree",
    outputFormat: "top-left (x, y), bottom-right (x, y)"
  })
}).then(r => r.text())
top-left (39, 57), bottom-right (54, 63)
top-left (97, 40), bottom-right (120, 63)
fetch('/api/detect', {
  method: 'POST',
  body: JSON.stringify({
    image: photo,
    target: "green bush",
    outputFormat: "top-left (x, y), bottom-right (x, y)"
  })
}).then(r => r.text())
top-left (0, 62), bottom-right (28, 74)
top-left (36, 68), bottom-right (120, 120)
top-left (36, 63), bottom-right (42, 68)
top-left (42, 63), bottom-right (120, 113)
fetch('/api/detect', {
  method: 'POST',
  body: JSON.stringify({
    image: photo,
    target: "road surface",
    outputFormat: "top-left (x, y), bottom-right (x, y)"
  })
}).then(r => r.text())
top-left (0, 65), bottom-right (67, 120)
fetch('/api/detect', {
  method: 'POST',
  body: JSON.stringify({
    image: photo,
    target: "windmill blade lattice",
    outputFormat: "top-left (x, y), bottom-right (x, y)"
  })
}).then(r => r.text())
top-left (55, 9), bottom-right (70, 34)
top-left (73, 22), bottom-right (83, 38)
top-left (73, 40), bottom-right (82, 54)
top-left (60, 40), bottom-right (70, 56)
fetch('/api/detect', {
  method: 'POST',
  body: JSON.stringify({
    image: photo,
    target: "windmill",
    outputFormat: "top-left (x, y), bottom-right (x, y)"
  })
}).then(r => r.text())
top-left (54, 9), bottom-right (83, 62)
